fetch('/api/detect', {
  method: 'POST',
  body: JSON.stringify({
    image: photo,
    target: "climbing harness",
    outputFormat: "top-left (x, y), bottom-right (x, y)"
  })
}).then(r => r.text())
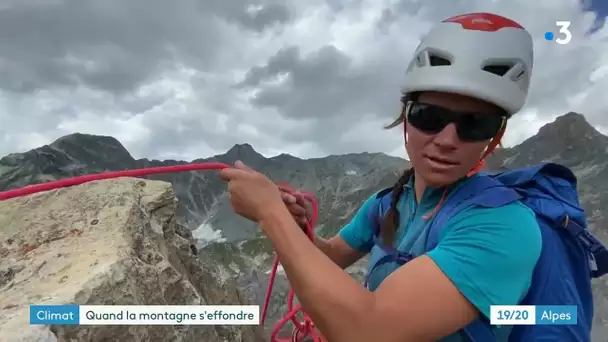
top-left (0, 162), bottom-right (325, 342)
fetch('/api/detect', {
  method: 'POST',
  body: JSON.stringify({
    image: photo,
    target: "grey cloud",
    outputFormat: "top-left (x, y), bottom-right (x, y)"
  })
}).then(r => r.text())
top-left (248, 46), bottom-right (356, 118)
top-left (237, 44), bottom-right (406, 155)
top-left (239, 45), bottom-right (401, 120)
top-left (200, 0), bottom-right (294, 32)
top-left (115, 92), bottom-right (171, 115)
top-left (0, 0), bottom-right (294, 95)
top-left (238, 46), bottom-right (300, 87)
top-left (124, 73), bottom-right (274, 159)
top-left (233, 3), bottom-right (293, 32)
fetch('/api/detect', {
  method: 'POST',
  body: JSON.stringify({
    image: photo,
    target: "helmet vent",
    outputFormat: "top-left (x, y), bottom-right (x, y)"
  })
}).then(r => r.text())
top-left (429, 55), bottom-right (451, 66)
top-left (415, 54), bottom-right (425, 67)
top-left (482, 64), bottom-right (511, 76)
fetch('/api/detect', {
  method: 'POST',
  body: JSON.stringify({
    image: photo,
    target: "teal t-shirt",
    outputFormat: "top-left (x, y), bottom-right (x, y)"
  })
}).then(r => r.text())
top-left (338, 175), bottom-right (542, 341)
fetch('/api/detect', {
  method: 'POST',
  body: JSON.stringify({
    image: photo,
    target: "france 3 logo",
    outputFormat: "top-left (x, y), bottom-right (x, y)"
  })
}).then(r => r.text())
top-left (544, 21), bottom-right (572, 45)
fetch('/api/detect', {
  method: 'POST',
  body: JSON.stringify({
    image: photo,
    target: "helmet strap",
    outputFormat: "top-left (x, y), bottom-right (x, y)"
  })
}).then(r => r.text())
top-left (466, 117), bottom-right (507, 177)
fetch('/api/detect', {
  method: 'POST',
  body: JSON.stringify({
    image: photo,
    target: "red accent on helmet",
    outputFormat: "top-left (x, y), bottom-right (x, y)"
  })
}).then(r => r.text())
top-left (443, 12), bottom-right (523, 32)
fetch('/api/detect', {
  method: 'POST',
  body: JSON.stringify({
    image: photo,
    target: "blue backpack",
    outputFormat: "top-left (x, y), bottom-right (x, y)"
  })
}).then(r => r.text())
top-left (365, 163), bottom-right (608, 341)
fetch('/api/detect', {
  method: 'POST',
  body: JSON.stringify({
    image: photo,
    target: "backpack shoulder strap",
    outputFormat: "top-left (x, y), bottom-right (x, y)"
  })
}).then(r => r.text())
top-left (368, 187), bottom-right (394, 238)
top-left (421, 175), bottom-right (520, 341)
top-left (425, 174), bottom-right (521, 250)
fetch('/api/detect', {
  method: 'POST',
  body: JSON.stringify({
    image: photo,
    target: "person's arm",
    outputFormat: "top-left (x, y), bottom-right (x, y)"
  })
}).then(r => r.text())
top-left (313, 235), bottom-right (366, 269)
top-left (312, 193), bottom-right (379, 269)
top-left (259, 200), bottom-right (542, 342)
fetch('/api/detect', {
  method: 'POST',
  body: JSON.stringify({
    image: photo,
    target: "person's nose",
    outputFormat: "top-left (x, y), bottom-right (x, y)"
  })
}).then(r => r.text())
top-left (432, 123), bottom-right (459, 150)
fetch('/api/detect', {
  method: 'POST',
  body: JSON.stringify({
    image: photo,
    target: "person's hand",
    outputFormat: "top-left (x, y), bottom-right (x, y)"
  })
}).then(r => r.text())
top-left (218, 160), bottom-right (285, 223)
top-left (278, 184), bottom-right (313, 229)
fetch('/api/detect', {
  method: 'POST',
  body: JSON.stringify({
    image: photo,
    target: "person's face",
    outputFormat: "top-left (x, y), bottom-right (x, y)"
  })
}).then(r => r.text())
top-left (405, 91), bottom-right (506, 188)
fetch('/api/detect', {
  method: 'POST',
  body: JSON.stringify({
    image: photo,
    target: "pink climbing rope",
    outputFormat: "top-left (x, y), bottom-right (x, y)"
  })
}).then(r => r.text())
top-left (0, 162), bottom-right (325, 342)
top-left (265, 183), bottom-right (323, 342)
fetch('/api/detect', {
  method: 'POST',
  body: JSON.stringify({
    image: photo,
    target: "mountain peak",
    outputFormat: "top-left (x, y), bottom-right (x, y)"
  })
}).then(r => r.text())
top-left (226, 143), bottom-right (256, 155)
top-left (49, 133), bottom-right (135, 166)
top-left (532, 112), bottom-right (606, 147)
top-left (538, 111), bottom-right (595, 135)
top-left (219, 143), bottom-right (267, 168)
top-left (557, 111), bottom-right (586, 121)
top-left (51, 132), bottom-right (124, 149)
top-left (489, 112), bottom-right (608, 169)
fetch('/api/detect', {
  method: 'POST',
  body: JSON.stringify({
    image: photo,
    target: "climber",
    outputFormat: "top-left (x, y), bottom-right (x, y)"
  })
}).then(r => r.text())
top-left (220, 12), bottom-right (603, 342)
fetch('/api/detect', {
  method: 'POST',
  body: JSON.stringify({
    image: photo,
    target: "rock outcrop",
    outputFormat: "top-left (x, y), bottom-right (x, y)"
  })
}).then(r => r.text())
top-left (0, 178), bottom-right (265, 342)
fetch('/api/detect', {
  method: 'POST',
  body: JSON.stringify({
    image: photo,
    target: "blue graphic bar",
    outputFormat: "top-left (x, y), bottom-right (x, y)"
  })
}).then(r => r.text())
top-left (30, 305), bottom-right (80, 325)
top-left (535, 305), bottom-right (577, 325)
top-left (29, 304), bottom-right (578, 326)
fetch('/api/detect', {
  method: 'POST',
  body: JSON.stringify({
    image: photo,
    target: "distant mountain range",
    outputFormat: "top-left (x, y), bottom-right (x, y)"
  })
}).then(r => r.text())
top-left (1, 111), bottom-right (607, 340)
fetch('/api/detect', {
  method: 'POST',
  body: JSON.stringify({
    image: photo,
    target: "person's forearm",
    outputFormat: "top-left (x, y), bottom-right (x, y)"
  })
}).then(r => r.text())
top-left (313, 236), bottom-right (358, 269)
top-left (260, 205), bottom-right (374, 341)
top-left (313, 235), bottom-right (329, 250)
top-left (313, 236), bottom-right (336, 261)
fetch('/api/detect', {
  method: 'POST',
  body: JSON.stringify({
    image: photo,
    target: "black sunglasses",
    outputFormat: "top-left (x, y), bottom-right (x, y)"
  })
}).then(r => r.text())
top-left (405, 101), bottom-right (506, 142)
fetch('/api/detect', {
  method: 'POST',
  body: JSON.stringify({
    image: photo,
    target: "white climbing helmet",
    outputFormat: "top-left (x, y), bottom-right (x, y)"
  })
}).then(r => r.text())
top-left (401, 12), bottom-right (534, 115)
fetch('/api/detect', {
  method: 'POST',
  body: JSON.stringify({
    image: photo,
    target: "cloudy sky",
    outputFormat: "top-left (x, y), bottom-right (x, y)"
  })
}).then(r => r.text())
top-left (0, 0), bottom-right (607, 161)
